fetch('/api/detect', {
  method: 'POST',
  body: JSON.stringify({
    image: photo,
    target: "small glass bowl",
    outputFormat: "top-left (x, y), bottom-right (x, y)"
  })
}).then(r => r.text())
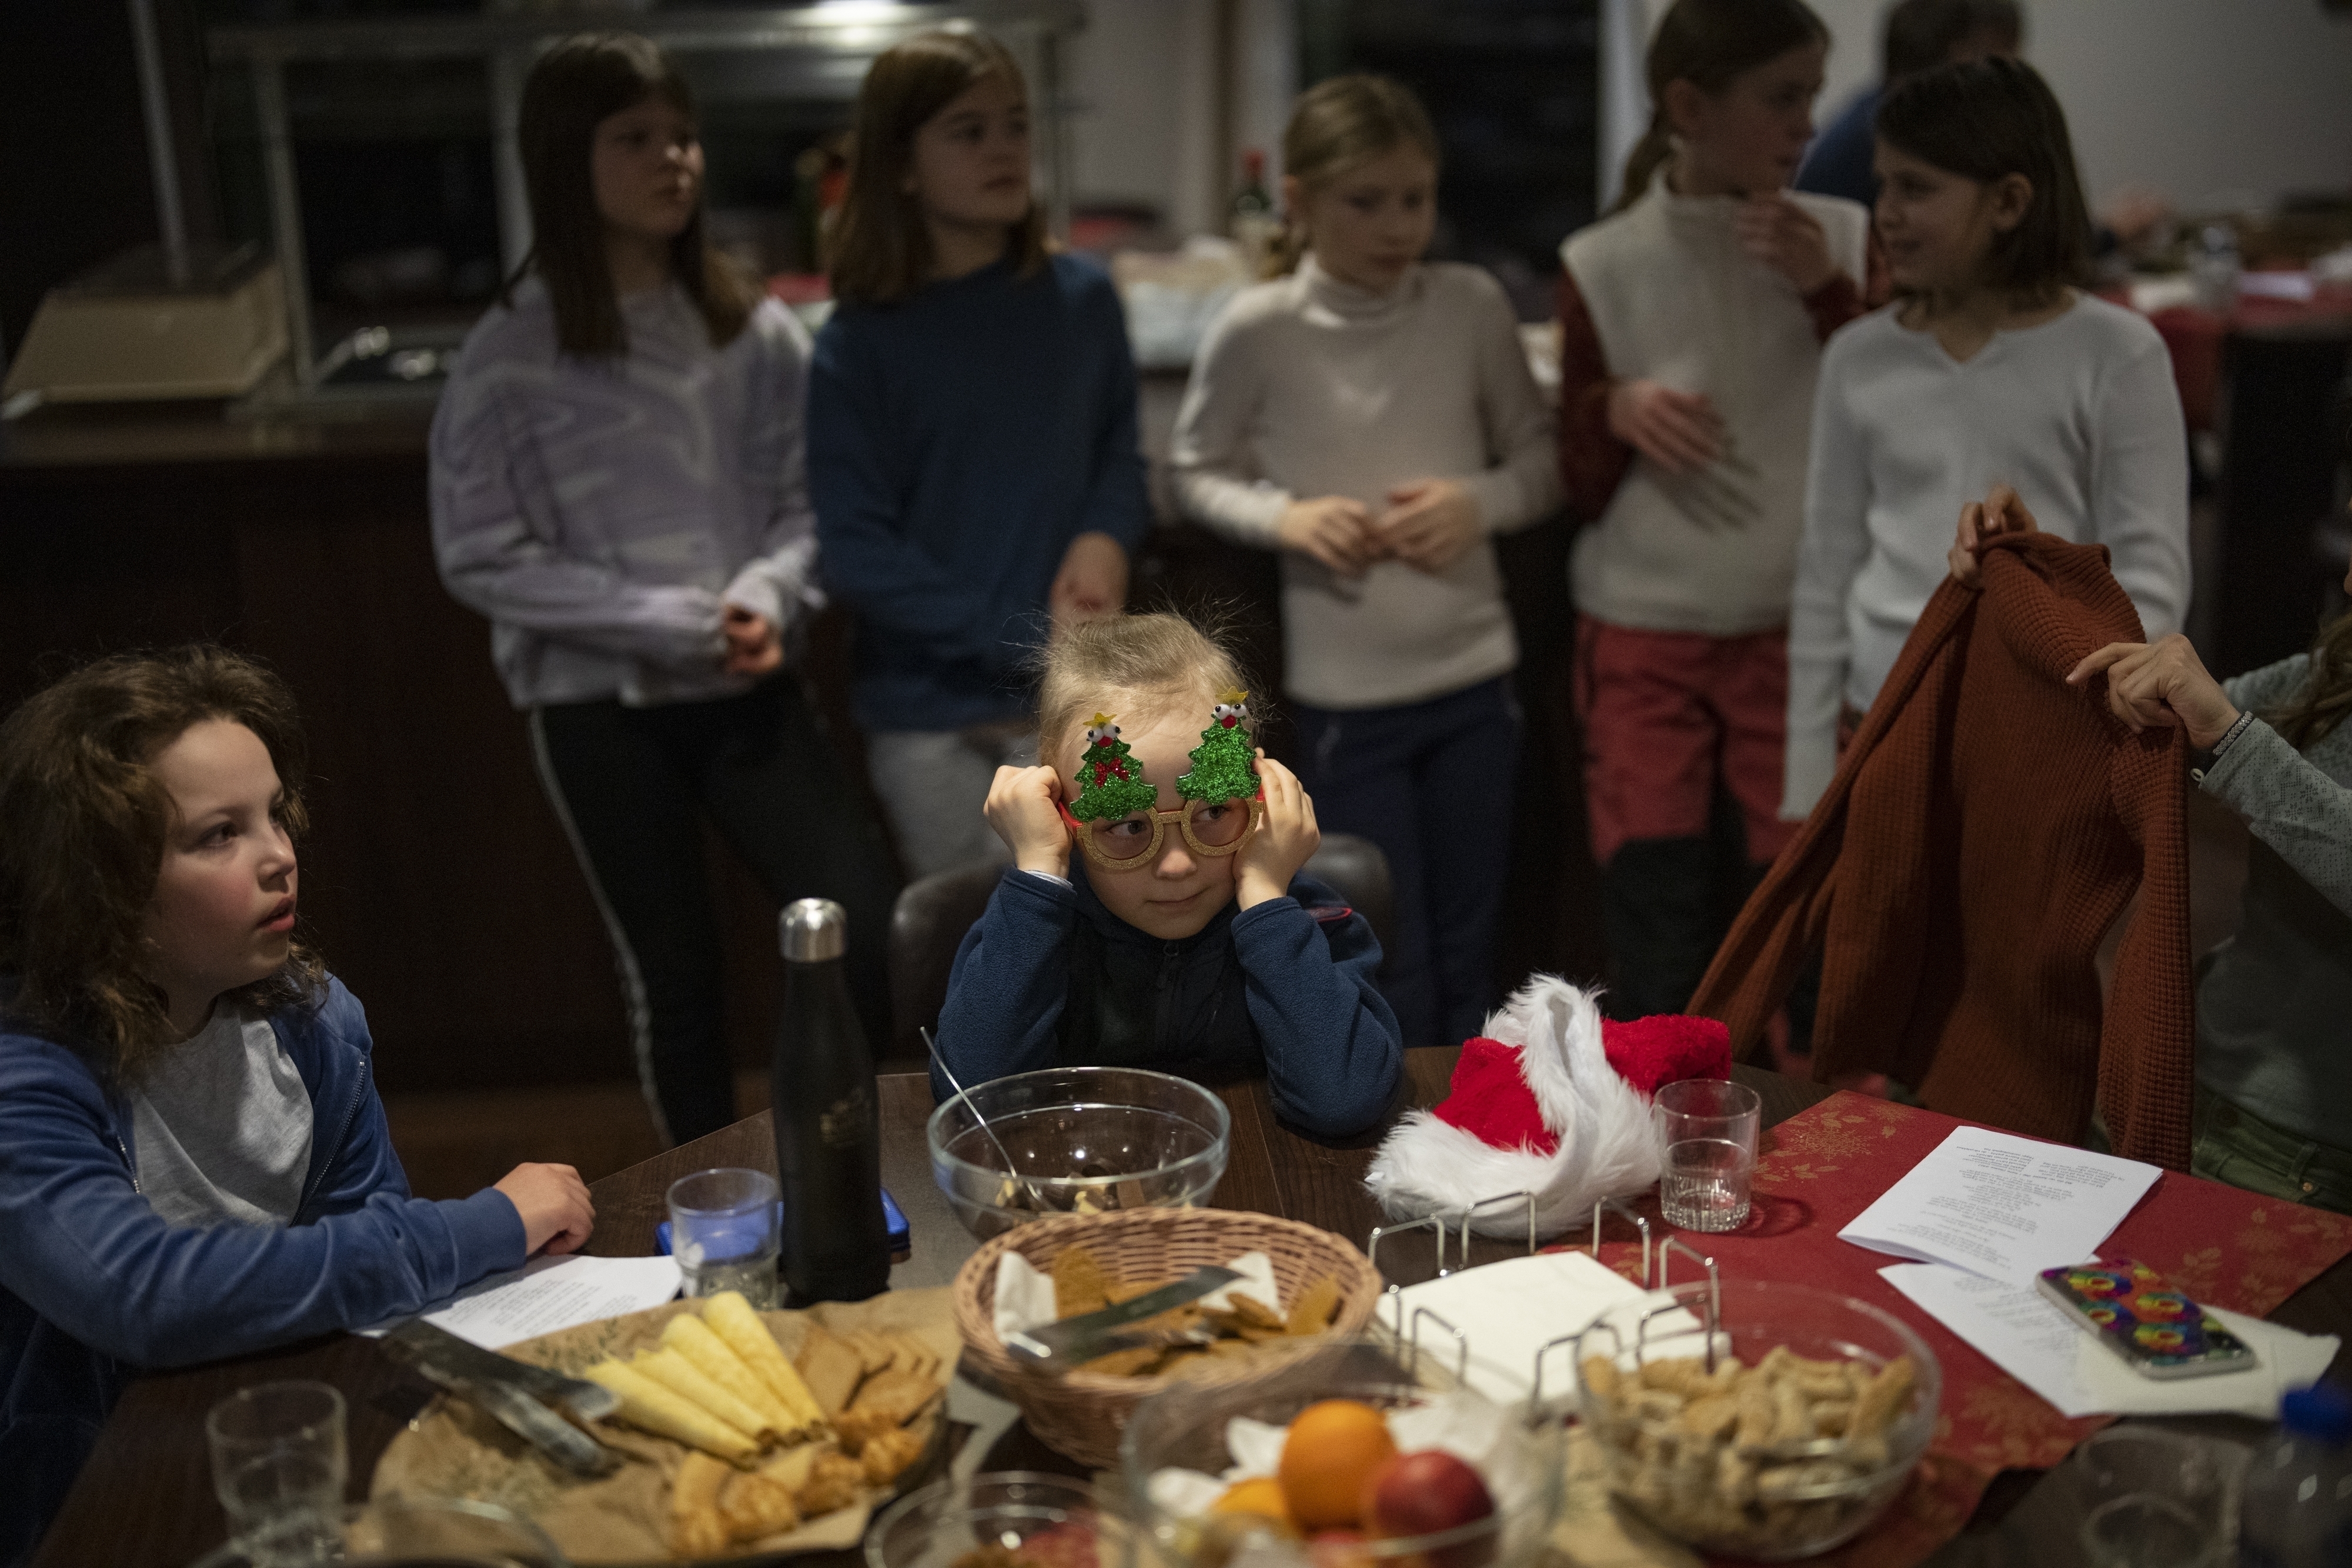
top-left (1119, 1333), bottom-right (1566, 1567)
top-left (927, 1065), bottom-right (1231, 1240)
top-left (864, 1472), bottom-right (1105, 1568)
top-left (1574, 1278), bottom-right (1942, 1560)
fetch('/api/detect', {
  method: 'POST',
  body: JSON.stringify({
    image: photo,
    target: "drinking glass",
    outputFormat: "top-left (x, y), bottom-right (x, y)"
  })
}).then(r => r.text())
top-left (2072, 1427), bottom-right (2240, 1568)
top-left (2079, 1495), bottom-right (2226, 1568)
top-left (1653, 1078), bottom-right (1761, 1232)
top-left (205, 1381), bottom-right (348, 1568)
top-left (668, 1167), bottom-right (780, 1308)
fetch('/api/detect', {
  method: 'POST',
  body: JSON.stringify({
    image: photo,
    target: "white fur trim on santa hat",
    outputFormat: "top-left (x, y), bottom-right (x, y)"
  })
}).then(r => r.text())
top-left (1363, 975), bottom-right (1662, 1240)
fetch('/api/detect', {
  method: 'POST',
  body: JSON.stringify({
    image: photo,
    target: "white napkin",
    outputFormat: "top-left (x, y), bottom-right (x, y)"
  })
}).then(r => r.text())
top-left (992, 1249), bottom-right (1282, 1340)
top-left (1388, 1249), bottom-right (1653, 1402)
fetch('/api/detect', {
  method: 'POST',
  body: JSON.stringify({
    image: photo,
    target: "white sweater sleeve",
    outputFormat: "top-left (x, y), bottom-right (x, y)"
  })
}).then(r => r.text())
top-left (1783, 347), bottom-right (1872, 820)
top-left (1170, 307), bottom-right (1290, 546)
top-left (2089, 332), bottom-right (2192, 642)
top-left (1464, 285), bottom-right (1563, 534)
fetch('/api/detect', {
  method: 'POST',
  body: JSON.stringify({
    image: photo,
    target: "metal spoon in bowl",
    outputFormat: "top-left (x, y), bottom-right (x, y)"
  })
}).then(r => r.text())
top-left (922, 1027), bottom-right (1051, 1213)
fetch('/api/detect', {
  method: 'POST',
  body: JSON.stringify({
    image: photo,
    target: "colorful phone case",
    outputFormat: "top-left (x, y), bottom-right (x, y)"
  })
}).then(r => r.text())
top-left (2034, 1259), bottom-right (2260, 1380)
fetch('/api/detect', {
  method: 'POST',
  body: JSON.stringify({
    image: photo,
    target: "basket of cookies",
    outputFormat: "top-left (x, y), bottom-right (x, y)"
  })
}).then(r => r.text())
top-left (951, 1208), bottom-right (1385, 1468)
top-left (1573, 1276), bottom-right (1942, 1560)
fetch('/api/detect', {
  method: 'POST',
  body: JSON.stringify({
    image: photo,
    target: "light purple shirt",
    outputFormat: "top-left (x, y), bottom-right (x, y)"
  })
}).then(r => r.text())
top-left (429, 278), bottom-right (821, 708)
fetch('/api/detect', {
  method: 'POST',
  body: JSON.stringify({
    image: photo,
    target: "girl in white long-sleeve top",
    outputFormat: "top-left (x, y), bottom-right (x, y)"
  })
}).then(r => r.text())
top-left (1170, 75), bottom-right (1560, 1051)
top-left (1783, 56), bottom-right (2190, 819)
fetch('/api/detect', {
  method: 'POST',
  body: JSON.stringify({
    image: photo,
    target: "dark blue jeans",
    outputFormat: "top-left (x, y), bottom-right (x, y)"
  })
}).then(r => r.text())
top-left (1291, 676), bottom-right (1520, 1050)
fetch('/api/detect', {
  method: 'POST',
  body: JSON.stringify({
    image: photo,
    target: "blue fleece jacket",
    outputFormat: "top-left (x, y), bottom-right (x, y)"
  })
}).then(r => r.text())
top-left (808, 253), bottom-right (1152, 733)
top-left (933, 869), bottom-right (1402, 1138)
top-left (0, 977), bottom-right (526, 1564)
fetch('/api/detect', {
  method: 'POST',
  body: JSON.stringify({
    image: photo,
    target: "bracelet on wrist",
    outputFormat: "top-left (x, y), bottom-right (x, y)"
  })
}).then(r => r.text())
top-left (2204, 709), bottom-right (2256, 761)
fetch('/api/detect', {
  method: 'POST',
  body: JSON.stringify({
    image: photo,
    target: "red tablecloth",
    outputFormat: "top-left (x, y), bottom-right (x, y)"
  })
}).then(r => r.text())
top-left (1591, 1089), bottom-right (2352, 1567)
top-left (2103, 280), bottom-right (2352, 432)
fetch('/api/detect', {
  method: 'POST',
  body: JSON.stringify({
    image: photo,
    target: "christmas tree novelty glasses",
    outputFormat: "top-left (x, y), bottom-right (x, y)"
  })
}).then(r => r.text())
top-left (1058, 694), bottom-right (1265, 872)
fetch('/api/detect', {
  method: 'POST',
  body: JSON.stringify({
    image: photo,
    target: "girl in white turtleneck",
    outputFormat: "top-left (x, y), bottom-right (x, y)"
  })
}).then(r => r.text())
top-left (1171, 74), bottom-right (1560, 1053)
top-left (1555, 0), bottom-right (1872, 1025)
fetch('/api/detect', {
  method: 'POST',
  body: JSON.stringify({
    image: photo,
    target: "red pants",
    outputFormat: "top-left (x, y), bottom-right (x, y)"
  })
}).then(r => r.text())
top-left (1573, 617), bottom-right (1795, 868)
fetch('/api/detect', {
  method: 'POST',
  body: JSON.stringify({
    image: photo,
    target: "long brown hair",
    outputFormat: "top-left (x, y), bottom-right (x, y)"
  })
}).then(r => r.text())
top-left (2267, 613), bottom-right (2352, 750)
top-left (1875, 57), bottom-right (2093, 300)
top-left (1267, 74), bottom-right (1439, 280)
top-left (828, 29), bottom-right (1050, 307)
top-left (0, 647), bottom-right (327, 1084)
top-left (509, 32), bottom-right (754, 357)
top-left (1615, 0), bottom-right (1829, 213)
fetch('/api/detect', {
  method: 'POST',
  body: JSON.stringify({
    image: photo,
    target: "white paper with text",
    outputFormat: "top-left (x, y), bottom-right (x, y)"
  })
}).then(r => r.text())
top-left (1837, 1125), bottom-right (2159, 1286)
top-left (360, 1253), bottom-right (683, 1349)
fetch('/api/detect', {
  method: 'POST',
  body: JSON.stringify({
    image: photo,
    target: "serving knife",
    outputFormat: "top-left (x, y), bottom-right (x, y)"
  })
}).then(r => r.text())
top-left (380, 1319), bottom-right (620, 1476)
top-left (1005, 1265), bottom-right (1242, 1368)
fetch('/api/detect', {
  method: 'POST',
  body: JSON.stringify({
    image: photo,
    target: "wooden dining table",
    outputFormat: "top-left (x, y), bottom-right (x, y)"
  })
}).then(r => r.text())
top-left (32, 1052), bottom-right (2352, 1568)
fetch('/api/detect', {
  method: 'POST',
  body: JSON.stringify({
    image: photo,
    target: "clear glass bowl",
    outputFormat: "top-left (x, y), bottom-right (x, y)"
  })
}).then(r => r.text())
top-left (1119, 1333), bottom-right (1566, 1567)
top-left (864, 1471), bottom-right (1106, 1568)
top-left (1573, 1278), bottom-right (1942, 1560)
top-left (926, 1065), bottom-right (1231, 1240)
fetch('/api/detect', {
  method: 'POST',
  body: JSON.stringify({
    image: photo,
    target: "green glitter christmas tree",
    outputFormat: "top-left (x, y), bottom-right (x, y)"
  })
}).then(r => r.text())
top-left (1069, 713), bottom-right (1158, 821)
top-left (1178, 690), bottom-right (1257, 802)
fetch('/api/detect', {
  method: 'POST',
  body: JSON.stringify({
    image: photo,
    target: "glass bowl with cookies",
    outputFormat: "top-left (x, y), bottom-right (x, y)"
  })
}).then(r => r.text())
top-left (927, 1066), bottom-right (1231, 1240)
top-left (1573, 1277), bottom-right (1942, 1560)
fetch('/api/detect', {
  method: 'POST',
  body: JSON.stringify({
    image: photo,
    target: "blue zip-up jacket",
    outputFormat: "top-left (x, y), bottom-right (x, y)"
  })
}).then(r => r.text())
top-left (933, 869), bottom-right (1402, 1138)
top-left (808, 253), bottom-right (1152, 733)
top-left (0, 977), bottom-right (526, 1565)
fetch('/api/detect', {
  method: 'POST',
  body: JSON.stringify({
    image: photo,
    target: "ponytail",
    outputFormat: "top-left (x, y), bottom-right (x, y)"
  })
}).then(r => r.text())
top-left (1611, 112), bottom-right (1676, 214)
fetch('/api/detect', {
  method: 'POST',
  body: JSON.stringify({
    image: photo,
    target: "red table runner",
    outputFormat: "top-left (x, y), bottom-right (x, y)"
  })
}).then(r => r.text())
top-left (1589, 1091), bottom-right (2352, 1567)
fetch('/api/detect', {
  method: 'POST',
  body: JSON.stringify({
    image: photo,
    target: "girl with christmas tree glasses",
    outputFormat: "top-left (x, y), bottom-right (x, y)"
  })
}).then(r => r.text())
top-left (1057, 697), bottom-right (1265, 871)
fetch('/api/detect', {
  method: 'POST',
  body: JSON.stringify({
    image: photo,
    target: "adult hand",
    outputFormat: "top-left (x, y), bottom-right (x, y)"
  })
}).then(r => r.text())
top-left (1606, 379), bottom-right (1723, 474)
top-left (1049, 531), bottom-right (1129, 634)
top-left (720, 606), bottom-right (783, 677)
top-left (1234, 751), bottom-right (1320, 910)
top-left (1376, 478), bottom-right (1482, 574)
top-left (985, 763), bottom-right (1071, 877)
top-left (2067, 633), bottom-right (2241, 750)
top-left (1277, 496), bottom-right (1385, 577)
top-left (494, 1163), bottom-right (594, 1256)
top-left (1948, 483), bottom-right (2041, 587)
top-left (1736, 195), bottom-right (1840, 294)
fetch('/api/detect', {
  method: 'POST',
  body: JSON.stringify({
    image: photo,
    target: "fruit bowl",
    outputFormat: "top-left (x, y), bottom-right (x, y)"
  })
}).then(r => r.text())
top-left (1573, 1278), bottom-right (1941, 1560)
top-left (864, 1472), bottom-right (1107, 1568)
top-left (927, 1065), bottom-right (1231, 1241)
top-left (1118, 1333), bottom-right (1566, 1566)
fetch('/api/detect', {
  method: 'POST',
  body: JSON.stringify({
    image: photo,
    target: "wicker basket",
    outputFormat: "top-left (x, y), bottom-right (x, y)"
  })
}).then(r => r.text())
top-left (951, 1208), bottom-right (1384, 1469)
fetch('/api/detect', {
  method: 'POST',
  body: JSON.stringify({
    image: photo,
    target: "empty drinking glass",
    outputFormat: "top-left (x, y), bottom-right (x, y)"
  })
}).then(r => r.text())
top-left (669, 1167), bottom-right (781, 1309)
top-left (2072, 1427), bottom-right (2241, 1568)
top-left (205, 1381), bottom-right (347, 1568)
top-left (1653, 1078), bottom-right (1762, 1232)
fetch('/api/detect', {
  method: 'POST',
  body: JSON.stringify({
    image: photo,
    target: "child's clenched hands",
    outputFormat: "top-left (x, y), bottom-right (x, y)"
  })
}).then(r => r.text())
top-left (1235, 751), bottom-right (1321, 910)
top-left (985, 764), bottom-right (1071, 878)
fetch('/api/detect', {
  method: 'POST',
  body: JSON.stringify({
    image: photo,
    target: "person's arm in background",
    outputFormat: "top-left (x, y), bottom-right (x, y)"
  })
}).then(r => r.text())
top-left (721, 303), bottom-right (826, 676)
top-left (2069, 636), bottom-right (2352, 919)
top-left (429, 366), bottom-right (726, 663)
top-left (1782, 339), bottom-right (1872, 819)
top-left (806, 320), bottom-right (1005, 669)
top-left (1556, 269), bottom-right (1724, 524)
top-left (2088, 330), bottom-right (2194, 644)
top-left (1050, 277), bottom-right (1153, 632)
top-left (1735, 196), bottom-right (1882, 336)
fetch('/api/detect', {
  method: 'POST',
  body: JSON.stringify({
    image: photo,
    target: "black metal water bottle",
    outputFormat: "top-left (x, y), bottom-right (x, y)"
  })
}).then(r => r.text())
top-left (771, 898), bottom-right (889, 1302)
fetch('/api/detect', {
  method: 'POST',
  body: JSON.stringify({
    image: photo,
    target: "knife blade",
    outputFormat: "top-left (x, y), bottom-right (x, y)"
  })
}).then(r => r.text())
top-left (399, 1356), bottom-right (620, 1477)
top-left (1005, 1265), bottom-right (1242, 1366)
top-left (384, 1318), bottom-right (619, 1422)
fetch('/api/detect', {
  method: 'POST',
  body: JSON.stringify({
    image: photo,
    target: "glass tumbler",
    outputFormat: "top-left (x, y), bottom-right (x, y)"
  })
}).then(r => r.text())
top-left (205, 1381), bottom-right (347, 1568)
top-left (668, 1166), bottom-right (781, 1308)
top-left (1653, 1078), bottom-right (1762, 1232)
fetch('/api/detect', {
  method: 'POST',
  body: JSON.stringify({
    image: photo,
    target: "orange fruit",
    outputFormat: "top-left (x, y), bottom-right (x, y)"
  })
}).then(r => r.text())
top-left (1211, 1477), bottom-right (1297, 1535)
top-left (1277, 1400), bottom-right (1398, 1531)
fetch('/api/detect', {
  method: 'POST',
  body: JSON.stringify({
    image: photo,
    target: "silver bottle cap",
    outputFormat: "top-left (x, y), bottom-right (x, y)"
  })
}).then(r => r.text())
top-left (779, 897), bottom-right (847, 962)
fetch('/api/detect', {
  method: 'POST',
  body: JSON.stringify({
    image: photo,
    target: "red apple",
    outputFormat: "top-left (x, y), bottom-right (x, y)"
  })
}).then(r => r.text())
top-left (1359, 1450), bottom-right (1497, 1568)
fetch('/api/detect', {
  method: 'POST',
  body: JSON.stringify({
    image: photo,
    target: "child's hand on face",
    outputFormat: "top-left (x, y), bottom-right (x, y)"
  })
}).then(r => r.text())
top-left (1735, 194), bottom-right (1839, 294)
top-left (1376, 479), bottom-right (1481, 574)
top-left (1234, 751), bottom-right (1321, 910)
top-left (985, 764), bottom-right (1071, 877)
top-left (1606, 380), bottom-right (1723, 474)
top-left (1278, 496), bottom-right (1387, 577)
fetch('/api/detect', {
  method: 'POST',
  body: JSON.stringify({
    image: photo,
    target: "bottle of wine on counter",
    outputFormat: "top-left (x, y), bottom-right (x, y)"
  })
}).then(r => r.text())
top-left (771, 898), bottom-right (889, 1303)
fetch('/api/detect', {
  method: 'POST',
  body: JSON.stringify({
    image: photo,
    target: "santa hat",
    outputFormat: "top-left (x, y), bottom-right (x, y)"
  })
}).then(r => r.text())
top-left (1364, 975), bottom-right (1730, 1240)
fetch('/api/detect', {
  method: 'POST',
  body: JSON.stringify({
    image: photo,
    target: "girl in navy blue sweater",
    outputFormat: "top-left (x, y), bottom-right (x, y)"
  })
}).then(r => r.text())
top-left (934, 615), bottom-right (1402, 1137)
